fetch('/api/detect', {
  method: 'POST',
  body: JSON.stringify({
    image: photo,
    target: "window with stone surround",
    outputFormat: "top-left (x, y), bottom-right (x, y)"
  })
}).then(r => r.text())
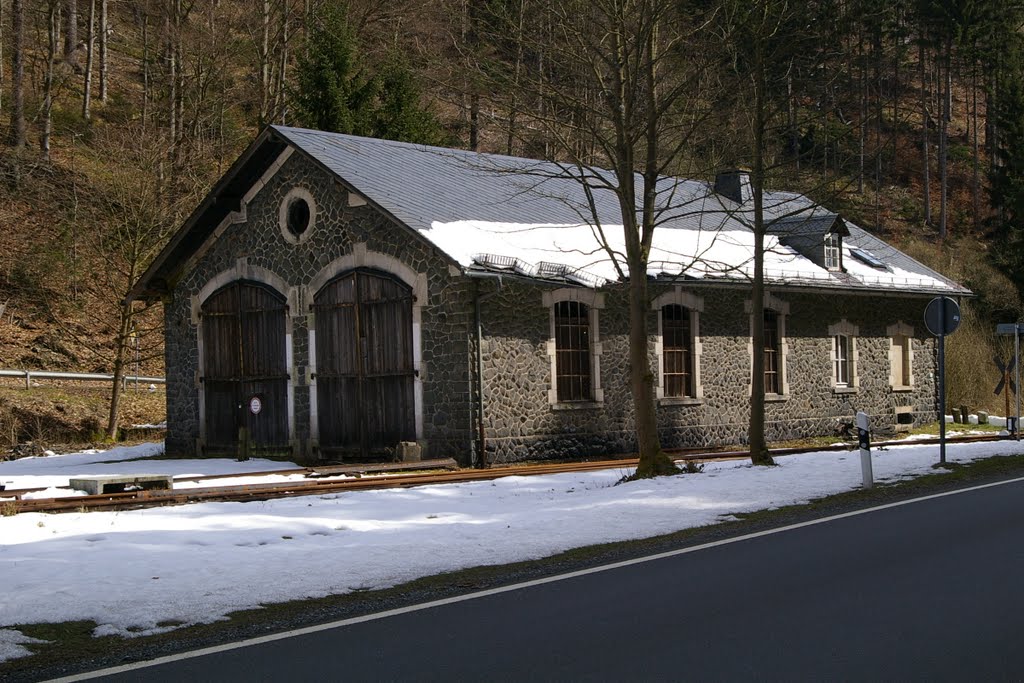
top-left (887, 321), bottom-right (914, 390)
top-left (662, 305), bottom-right (692, 397)
top-left (554, 301), bottom-right (592, 401)
top-left (543, 289), bottom-right (604, 405)
top-left (746, 293), bottom-right (789, 398)
top-left (828, 319), bottom-right (859, 391)
top-left (653, 289), bottom-right (703, 402)
top-left (764, 309), bottom-right (781, 394)
top-left (278, 187), bottom-right (317, 245)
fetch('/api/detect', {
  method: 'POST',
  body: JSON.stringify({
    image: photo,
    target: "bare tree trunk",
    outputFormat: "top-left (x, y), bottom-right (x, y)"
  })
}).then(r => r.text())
top-left (920, 37), bottom-right (931, 226)
top-left (259, 0), bottom-right (271, 124)
top-left (106, 302), bottom-right (134, 439)
top-left (42, 0), bottom-right (58, 160)
top-left (277, 0), bottom-right (289, 124)
top-left (858, 26), bottom-right (866, 194)
top-left (892, 5), bottom-right (901, 126)
top-left (748, 31), bottom-right (773, 468)
top-left (874, 23), bottom-right (883, 230)
top-left (787, 69), bottom-right (797, 168)
top-left (971, 58), bottom-right (980, 230)
top-left (506, 0), bottom-right (525, 156)
top-left (99, 0), bottom-right (107, 102)
top-left (7, 0), bottom-right (25, 149)
top-left (82, 0), bottom-right (95, 121)
top-left (173, 0), bottom-right (183, 151)
top-left (938, 37), bottom-right (950, 240)
top-left (1, 0), bottom-right (5, 118)
top-left (629, 264), bottom-right (672, 477)
top-left (64, 0), bottom-right (78, 69)
top-left (470, 92), bottom-right (479, 150)
top-left (165, 2), bottom-right (178, 158)
top-left (142, 12), bottom-right (149, 129)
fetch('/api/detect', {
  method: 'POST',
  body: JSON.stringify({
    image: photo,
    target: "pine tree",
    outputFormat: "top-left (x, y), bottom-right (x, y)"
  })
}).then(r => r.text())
top-left (290, 2), bottom-right (377, 136)
top-left (291, 3), bottom-right (444, 144)
top-left (372, 54), bottom-right (446, 145)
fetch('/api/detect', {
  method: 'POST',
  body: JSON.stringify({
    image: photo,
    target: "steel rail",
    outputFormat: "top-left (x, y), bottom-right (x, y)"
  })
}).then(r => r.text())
top-left (4, 433), bottom-right (1010, 514)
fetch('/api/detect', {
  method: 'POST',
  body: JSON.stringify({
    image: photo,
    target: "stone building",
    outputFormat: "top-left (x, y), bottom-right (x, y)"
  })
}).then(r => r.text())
top-left (129, 126), bottom-right (970, 465)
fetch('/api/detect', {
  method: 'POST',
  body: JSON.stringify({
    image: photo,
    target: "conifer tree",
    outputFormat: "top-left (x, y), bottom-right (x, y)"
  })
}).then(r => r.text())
top-left (372, 54), bottom-right (446, 145)
top-left (291, 2), bottom-right (377, 136)
top-left (291, 2), bottom-right (444, 145)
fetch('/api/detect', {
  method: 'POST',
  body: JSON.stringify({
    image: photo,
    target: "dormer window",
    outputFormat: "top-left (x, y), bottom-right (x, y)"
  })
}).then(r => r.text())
top-left (824, 232), bottom-right (841, 271)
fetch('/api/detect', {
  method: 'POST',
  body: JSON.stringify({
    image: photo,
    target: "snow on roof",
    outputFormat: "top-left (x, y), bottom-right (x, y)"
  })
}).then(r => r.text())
top-left (273, 126), bottom-right (967, 295)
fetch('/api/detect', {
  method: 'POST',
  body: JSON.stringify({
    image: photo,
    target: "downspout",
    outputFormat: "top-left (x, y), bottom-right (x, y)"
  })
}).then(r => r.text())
top-left (470, 273), bottom-right (503, 468)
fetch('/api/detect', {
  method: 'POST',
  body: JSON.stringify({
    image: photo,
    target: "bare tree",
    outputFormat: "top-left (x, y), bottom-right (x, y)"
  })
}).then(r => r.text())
top-left (141, 7), bottom-right (150, 127)
top-left (259, 0), bottom-right (271, 123)
top-left (1, 0), bottom-right (5, 118)
top-left (7, 0), bottom-right (25, 148)
top-left (482, 0), bottom-right (720, 477)
top-left (711, 0), bottom-right (855, 464)
top-left (99, 0), bottom-right (107, 102)
top-left (41, 0), bottom-right (59, 160)
top-left (64, 0), bottom-right (78, 69)
top-left (919, 31), bottom-right (932, 226)
top-left (77, 127), bottom-right (195, 438)
top-left (82, 0), bottom-right (96, 120)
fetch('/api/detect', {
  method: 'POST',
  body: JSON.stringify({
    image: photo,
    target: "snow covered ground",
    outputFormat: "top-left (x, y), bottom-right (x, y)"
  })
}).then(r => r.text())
top-left (1, 434), bottom-right (1022, 663)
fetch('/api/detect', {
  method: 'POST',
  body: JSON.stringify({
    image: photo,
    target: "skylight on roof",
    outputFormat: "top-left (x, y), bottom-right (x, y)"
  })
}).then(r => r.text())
top-left (850, 247), bottom-right (888, 270)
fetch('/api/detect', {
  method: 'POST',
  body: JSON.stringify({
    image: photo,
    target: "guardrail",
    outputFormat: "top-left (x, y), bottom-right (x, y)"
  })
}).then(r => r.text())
top-left (0, 370), bottom-right (166, 390)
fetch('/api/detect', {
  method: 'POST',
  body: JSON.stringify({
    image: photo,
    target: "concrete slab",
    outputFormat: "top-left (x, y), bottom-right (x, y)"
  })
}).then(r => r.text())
top-left (69, 475), bottom-right (172, 495)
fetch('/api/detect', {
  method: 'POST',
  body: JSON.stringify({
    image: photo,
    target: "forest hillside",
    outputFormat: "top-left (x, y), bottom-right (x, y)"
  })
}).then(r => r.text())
top-left (1, 0), bottom-right (1023, 446)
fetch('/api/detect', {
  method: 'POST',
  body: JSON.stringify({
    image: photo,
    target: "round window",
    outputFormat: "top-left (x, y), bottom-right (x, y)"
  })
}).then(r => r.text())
top-left (286, 197), bottom-right (311, 237)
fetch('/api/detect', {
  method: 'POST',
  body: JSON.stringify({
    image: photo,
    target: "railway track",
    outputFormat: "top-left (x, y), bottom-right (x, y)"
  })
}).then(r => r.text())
top-left (3, 433), bottom-right (1011, 514)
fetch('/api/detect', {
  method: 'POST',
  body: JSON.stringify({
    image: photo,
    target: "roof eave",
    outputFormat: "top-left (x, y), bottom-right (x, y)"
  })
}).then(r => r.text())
top-left (127, 127), bottom-right (289, 303)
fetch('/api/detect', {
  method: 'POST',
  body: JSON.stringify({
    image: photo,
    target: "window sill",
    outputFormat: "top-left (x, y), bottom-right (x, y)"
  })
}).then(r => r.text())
top-left (764, 393), bottom-right (789, 403)
top-left (551, 401), bottom-right (604, 411)
top-left (890, 385), bottom-right (914, 393)
top-left (832, 386), bottom-right (859, 395)
top-left (658, 397), bottom-right (703, 407)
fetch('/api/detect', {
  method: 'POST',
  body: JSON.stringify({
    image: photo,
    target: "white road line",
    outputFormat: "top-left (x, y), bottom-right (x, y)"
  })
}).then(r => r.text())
top-left (48, 473), bottom-right (1024, 682)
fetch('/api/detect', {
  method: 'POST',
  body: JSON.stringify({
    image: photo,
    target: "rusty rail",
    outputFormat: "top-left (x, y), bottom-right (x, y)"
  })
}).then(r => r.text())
top-left (3, 433), bottom-right (1010, 514)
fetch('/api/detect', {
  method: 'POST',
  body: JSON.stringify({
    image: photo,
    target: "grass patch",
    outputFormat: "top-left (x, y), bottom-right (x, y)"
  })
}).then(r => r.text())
top-left (0, 382), bottom-right (165, 453)
top-left (906, 421), bottom-right (1005, 437)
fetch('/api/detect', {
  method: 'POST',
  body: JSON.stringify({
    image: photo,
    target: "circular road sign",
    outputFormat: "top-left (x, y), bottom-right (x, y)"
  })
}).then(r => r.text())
top-left (924, 296), bottom-right (961, 336)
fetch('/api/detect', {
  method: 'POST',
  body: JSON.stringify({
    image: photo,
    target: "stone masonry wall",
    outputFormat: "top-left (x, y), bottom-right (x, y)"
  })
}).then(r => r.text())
top-left (164, 149), bottom-right (475, 462)
top-left (477, 281), bottom-right (936, 464)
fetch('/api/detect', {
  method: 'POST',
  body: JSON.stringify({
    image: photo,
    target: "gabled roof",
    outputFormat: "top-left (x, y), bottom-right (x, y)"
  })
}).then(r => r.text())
top-left (130, 126), bottom-right (970, 301)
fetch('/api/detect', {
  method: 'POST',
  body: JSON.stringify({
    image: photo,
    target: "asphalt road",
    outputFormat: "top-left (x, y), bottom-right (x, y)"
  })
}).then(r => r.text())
top-left (87, 478), bottom-right (1024, 682)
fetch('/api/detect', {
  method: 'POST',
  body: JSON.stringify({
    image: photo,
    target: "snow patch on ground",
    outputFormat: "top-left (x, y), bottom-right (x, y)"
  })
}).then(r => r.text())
top-left (0, 629), bottom-right (48, 663)
top-left (0, 436), bottom-right (1021, 662)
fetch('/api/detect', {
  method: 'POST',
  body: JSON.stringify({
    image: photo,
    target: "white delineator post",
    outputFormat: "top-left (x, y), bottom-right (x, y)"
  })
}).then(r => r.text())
top-left (857, 410), bottom-right (873, 489)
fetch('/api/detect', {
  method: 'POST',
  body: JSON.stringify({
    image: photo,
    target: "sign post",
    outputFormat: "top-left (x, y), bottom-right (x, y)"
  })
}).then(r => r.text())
top-left (995, 323), bottom-right (1024, 440)
top-left (993, 355), bottom-right (1017, 434)
top-left (925, 297), bottom-right (961, 465)
top-left (857, 410), bottom-right (873, 489)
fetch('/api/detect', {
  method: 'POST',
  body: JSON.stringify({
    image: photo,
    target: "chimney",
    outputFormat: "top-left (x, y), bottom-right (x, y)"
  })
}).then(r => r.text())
top-left (714, 169), bottom-right (752, 204)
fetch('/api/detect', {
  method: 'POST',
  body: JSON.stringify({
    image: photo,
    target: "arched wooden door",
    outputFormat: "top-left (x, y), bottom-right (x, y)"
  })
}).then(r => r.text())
top-left (201, 282), bottom-right (290, 456)
top-left (314, 270), bottom-right (415, 460)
